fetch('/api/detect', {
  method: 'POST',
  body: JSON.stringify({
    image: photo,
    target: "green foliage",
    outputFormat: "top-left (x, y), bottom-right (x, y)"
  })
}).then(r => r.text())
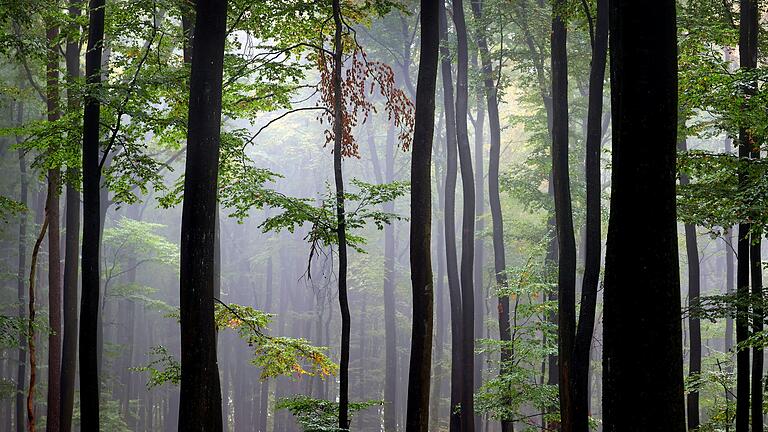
top-left (129, 345), bottom-right (181, 389)
top-left (678, 151), bottom-right (768, 237)
top-left (214, 302), bottom-right (337, 379)
top-left (0, 313), bottom-right (25, 349)
top-left (276, 395), bottom-right (381, 432)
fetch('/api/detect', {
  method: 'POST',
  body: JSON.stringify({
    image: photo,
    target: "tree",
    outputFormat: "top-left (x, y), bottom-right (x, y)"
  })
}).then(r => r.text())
top-left (736, 1), bottom-right (757, 430)
top-left (438, 1), bottom-right (463, 430)
top-left (550, 1), bottom-right (577, 429)
top-left (60, 1), bottom-right (81, 430)
top-left (679, 137), bottom-right (701, 430)
top-left (15, 100), bottom-right (27, 432)
top-left (44, 18), bottom-right (62, 432)
top-left (572, 0), bottom-right (607, 429)
top-left (178, 0), bottom-right (228, 430)
top-left (329, 0), bottom-right (351, 428)
top-left (602, 0), bottom-right (686, 430)
top-left (79, 0), bottom-right (106, 427)
top-left (405, 0), bottom-right (439, 429)
top-left (468, 1), bottom-right (512, 429)
top-left (452, 0), bottom-right (476, 429)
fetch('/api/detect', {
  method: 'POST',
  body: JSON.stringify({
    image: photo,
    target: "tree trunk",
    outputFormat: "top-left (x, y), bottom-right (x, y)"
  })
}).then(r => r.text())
top-left (550, 1), bottom-right (577, 430)
top-left (750, 154), bottom-right (763, 432)
top-left (572, 0), bottom-right (607, 430)
top-left (178, 0), bottom-right (227, 429)
top-left (405, 0), bottom-right (439, 428)
top-left (60, 1), bottom-right (81, 430)
top-left (439, 1), bottom-right (463, 430)
top-left (678, 137), bottom-right (701, 430)
top-left (29, 216), bottom-right (50, 432)
top-left (16, 101), bottom-right (28, 432)
top-left (330, 0), bottom-right (351, 428)
top-left (736, 1), bottom-right (757, 430)
top-left (472, 75), bottom-right (486, 432)
top-left (45, 22), bottom-right (63, 432)
top-left (603, 0), bottom-right (685, 429)
top-left (469, 1), bottom-right (512, 430)
top-left (80, 0), bottom-right (106, 427)
top-left (452, 0), bottom-right (476, 428)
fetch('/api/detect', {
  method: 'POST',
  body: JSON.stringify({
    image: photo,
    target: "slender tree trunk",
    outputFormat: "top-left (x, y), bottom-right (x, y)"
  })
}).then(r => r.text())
top-left (750, 155), bottom-right (763, 432)
top-left (736, 1), bottom-right (757, 430)
top-left (330, 1), bottom-right (351, 428)
top-left (469, 1), bottom-right (512, 430)
top-left (452, 0), bottom-right (476, 429)
top-left (572, 1), bottom-right (607, 430)
top-left (16, 101), bottom-right (28, 432)
top-left (28, 217), bottom-right (50, 432)
top-left (471, 56), bottom-right (486, 432)
top-left (60, 1), bottom-right (81, 430)
top-left (678, 136), bottom-right (701, 430)
top-left (178, 0), bottom-right (227, 429)
top-left (551, 1), bottom-right (577, 429)
top-left (45, 22), bottom-right (63, 432)
top-left (439, 1), bottom-right (463, 430)
top-left (80, 0), bottom-right (106, 427)
top-left (405, 0), bottom-right (439, 428)
top-left (602, 1), bottom-right (685, 430)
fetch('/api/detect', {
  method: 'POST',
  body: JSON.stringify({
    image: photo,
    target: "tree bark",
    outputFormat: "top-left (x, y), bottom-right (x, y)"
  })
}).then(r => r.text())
top-left (330, 0), bottom-right (351, 428)
top-left (79, 0), bottom-right (106, 427)
top-left (45, 21), bottom-right (63, 432)
top-left (736, 1), bottom-right (757, 430)
top-left (603, 0), bottom-right (686, 430)
top-left (405, 0), bottom-right (439, 429)
top-left (750, 153), bottom-right (762, 432)
top-left (439, 1), bottom-right (463, 430)
top-left (572, 0), bottom-right (607, 430)
top-left (178, 0), bottom-right (227, 429)
top-left (452, 0), bottom-right (476, 429)
top-left (550, 1), bottom-right (577, 430)
top-left (469, 1), bottom-right (512, 430)
top-left (60, 1), bottom-right (81, 430)
top-left (678, 138), bottom-right (701, 430)
top-left (16, 100), bottom-right (27, 432)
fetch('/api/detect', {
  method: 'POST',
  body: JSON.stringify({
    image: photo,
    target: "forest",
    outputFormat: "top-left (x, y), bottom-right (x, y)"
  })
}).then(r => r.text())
top-left (0, 0), bottom-right (762, 430)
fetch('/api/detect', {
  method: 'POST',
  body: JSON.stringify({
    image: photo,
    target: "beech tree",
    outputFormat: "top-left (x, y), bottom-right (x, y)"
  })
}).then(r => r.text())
top-left (405, 0), bottom-right (439, 429)
top-left (602, 0), bottom-right (686, 430)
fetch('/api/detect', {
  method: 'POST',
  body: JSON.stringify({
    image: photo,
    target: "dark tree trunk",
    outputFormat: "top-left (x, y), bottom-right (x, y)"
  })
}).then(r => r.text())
top-left (452, 0), bottom-right (476, 429)
top-left (439, 1), bottom-right (463, 430)
top-left (469, 1), bottom-right (512, 430)
top-left (45, 22), bottom-right (63, 432)
top-left (178, 0), bottom-right (227, 429)
top-left (678, 137), bottom-right (701, 430)
top-left (572, 0), bottom-right (607, 430)
top-left (80, 0), bottom-right (106, 427)
top-left (405, 0), bottom-right (439, 429)
top-left (750, 154), bottom-right (763, 432)
top-left (60, 1), bottom-right (81, 430)
top-left (16, 101), bottom-right (27, 432)
top-left (603, 1), bottom-right (685, 430)
top-left (550, 1), bottom-right (577, 430)
top-left (331, 0), bottom-right (351, 428)
top-left (736, 1), bottom-right (757, 430)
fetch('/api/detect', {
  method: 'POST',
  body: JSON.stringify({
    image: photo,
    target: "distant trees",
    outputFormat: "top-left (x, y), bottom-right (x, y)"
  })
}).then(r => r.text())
top-left (405, 0), bottom-right (439, 429)
top-left (602, 0), bottom-right (686, 430)
top-left (178, 0), bottom-right (228, 429)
